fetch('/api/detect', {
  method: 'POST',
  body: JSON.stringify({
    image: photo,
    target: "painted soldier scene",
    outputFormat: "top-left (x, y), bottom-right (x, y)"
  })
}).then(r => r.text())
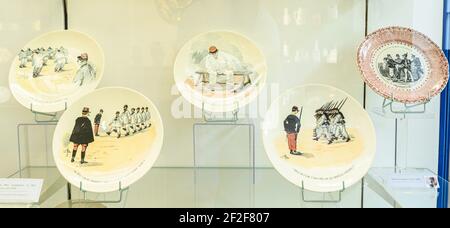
top-left (59, 104), bottom-right (156, 173)
top-left (375, 45), bottom-right (428, 87)
top-left (14, 46), bottom-right (97, 96)
top-left (274, 98), bottom-right (365, 169)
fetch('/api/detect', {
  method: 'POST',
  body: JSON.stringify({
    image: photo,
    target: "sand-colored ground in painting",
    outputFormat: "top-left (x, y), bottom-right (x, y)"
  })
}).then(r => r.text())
top-left (15, 59), bottom-right (78, 96)
top-left (274, 129), bottom-right (364, 169)
top-left (60, 127), bottom-right (156, 174)
top-left (184, 77), bottom-right (255, 99)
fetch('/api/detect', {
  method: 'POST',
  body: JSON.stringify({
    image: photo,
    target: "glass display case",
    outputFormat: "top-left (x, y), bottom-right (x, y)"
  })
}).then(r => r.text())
top-left (0, 0), bottom-right (448, 208)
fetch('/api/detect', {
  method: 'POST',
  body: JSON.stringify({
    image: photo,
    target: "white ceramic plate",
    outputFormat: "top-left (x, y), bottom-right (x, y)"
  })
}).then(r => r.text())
top-left (263, 84), bottom-right (376, 193)
top-left (9, 30), bottom-right (104, 113)
top-left (53, 87), bottom-right (164, 193)
top-left (174, 31), bottom-right (267, 113)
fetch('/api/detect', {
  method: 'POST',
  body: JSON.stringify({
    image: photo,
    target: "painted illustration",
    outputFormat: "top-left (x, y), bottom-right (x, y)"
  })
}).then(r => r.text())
top-left (313, 99), bottom-right (351, 144)
top-left (263, 85), bottom-right (376, 193)
top-left (372, 42), bottom-right (430, 89)
top-left (53, 88), bottom-right (163, 193)
top-left (174, 31), bottom-right (267, 113)
top-left (17, 46), bottom-right (96, 85)
top-left (377, 53), bottom-right (424, 84)
top-left (9, 30), bottom-right (104, 113)
top-left (358, 27), bottom-right (448, 104)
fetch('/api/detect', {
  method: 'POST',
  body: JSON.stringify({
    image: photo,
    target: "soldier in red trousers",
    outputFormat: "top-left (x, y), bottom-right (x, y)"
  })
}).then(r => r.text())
top-left (284, 106), bottom-right (302, 156)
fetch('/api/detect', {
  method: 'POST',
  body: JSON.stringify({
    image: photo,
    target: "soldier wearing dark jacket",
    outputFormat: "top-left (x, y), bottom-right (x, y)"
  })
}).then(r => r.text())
top-left (70, 107), bottom-right (94, 164)
top-left (94, 109), bottom-right (103, 136)
top-left (284, 106), bottom-right (302, 156)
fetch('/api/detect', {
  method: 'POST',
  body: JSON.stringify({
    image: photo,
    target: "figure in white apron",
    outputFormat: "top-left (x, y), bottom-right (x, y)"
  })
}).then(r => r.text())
top-left (203, 46), bottom-right (241, 90)
top-left (73, 53), bottom-right (96, 87)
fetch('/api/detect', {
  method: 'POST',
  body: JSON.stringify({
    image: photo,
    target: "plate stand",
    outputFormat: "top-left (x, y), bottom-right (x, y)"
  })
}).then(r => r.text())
top-left (65, 181), bottom-right (129, 207)
top-left (299, 181), bottom-right (346, 204)
top-left (193, 102), bottom-right (256, 207)
top-left (380, 93), bottom-right (432, 173)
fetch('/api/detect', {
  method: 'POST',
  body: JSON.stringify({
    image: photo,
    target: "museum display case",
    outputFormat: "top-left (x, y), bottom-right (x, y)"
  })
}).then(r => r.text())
top-left (0, 0), bottom-right (449, 208)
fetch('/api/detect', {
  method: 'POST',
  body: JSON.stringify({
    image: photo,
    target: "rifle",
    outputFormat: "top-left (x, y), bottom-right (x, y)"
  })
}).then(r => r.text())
top-left (298, 106), bottom-right (304, 133)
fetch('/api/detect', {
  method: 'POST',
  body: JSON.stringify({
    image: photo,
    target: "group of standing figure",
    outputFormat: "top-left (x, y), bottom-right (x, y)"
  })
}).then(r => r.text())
top-left (68, 105), bottom-right (152, 164)
top-left (313, 99), bottom-right (351, 145)
top-left (378, 53), bottom-right (425, 83)
top-left (104, 105), bottom-right (152, 139)
top-left (18, 47), bottom-right (96, 87)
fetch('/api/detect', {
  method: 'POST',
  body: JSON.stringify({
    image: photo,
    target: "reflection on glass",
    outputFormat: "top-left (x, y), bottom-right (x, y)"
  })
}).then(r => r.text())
top-left (155, 0), bottom-right (195, 23)
top-left (0, 86), bottom-right (11, 104)
top-left (0, 48), bottom-right (12, 63)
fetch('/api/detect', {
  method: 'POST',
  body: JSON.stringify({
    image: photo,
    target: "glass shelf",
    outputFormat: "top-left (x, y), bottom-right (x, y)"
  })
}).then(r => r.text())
top-left (366, 167), bottom-right (449, 208)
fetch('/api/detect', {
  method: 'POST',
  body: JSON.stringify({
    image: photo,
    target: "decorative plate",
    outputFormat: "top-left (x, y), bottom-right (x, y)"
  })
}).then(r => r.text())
top-left (263, 84), bottom-right (376, 193)
top-left (358, 27), bottom-right (448, 104)
top-left (9, 30), bottom-right (105, 113)
top-left (52, 87), bottom-right (164, 193)
top-left (174, 31), bottom-right (267, 113)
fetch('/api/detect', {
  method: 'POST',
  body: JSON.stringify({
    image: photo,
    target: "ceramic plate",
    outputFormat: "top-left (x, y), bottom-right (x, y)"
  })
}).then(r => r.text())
top-left (174, 31), bottom-right (267, 113)
top-left (53, 87), bottom-right (163, 193)
top-left (263, 84), bottom-right (376, 193)
top-left (9, 30), bottom-right (104, 113)
top-left (358, 27), bottom-right (448, 104)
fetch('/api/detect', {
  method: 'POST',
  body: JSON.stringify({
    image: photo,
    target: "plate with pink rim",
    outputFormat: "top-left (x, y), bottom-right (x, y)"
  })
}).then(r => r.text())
top-left (357, 27), bottom-right (448, 104)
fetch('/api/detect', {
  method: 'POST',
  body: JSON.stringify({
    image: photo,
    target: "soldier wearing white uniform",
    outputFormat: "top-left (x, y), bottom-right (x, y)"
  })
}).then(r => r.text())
top-left (120, 105), bottom-right (131, 137)
top-left (18, 50), bottom-right (28, 68)
top-left (106, 112), bottom-right (123, 138)
top-left (135, 107), bottom-right (143, 131)
top-left (331, 112), bottom-right (350, 142)
top-left (145, 107), bottom-right (152, 128)
top-left (139, 107), bottom-right (147, 129)
top-left (73, 53), bottom-right (96, 87)
top-left (59, 46), bottom-right (68, 64)
top-left (129, 108), bottom-right (138, 134)
top-left (47, 47), bottom-right (55, 60)
top-left (26, 48), bottom-right (33, 62)
top-left (32, 51), bottom-right (44, 78)
top-left (54, 49), bottom-right (66, 72)
top-left (313, 113), bottom-right (333, 144)
top-left (203, 46), bottom-right (241, 90)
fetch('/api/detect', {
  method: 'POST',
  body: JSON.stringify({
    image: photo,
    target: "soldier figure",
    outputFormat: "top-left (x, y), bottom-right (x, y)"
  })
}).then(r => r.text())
top-left (18, 50), bottom-right (28, 68)
top-left (54, 49), bottom-right (66, 72)
top-left (331, 111), bottom-right (350, 142)
top-left (94, 109), bottom-right (103, 137)
top-left (107, 111), bottom-right (123, 139)
top-left (284, 106), bottom-right (302, 156)
top-left (313, 112), bottom-right (334, 145)
top-left (69, 107), bottom-right (94, 164)
top-left (120, 105), bottom-right (131, 137)
top-left (145, 107), bottom-right (152, 128)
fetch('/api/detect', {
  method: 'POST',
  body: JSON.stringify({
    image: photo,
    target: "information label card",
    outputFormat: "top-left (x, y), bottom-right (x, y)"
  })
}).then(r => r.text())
top-left (0, 179), bottom-right (43, 204)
